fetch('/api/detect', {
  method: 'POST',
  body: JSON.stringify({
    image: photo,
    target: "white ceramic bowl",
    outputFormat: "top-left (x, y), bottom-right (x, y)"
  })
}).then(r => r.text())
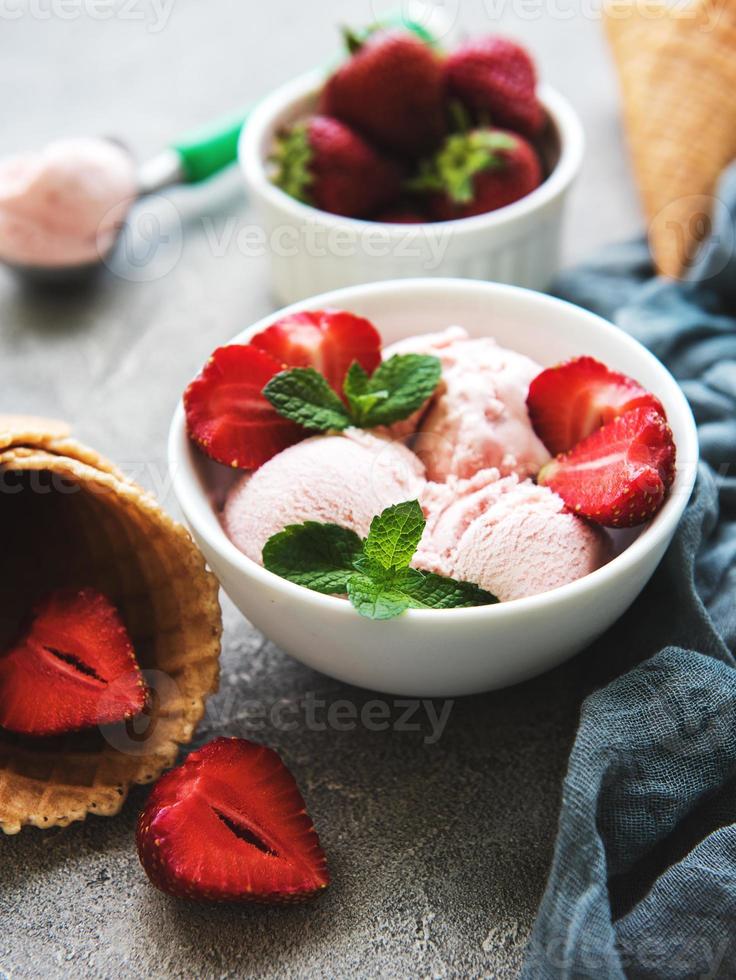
top-left (240, 69), bottom-right (585, 305)
top-left (169, 279), bottom-right (698, 697)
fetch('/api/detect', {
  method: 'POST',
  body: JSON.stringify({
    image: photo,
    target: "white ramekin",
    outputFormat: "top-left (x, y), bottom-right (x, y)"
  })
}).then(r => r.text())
top-left (239, 69), bottom-right (585, 305)
top-left (169, 279), bottom-right (698, 698)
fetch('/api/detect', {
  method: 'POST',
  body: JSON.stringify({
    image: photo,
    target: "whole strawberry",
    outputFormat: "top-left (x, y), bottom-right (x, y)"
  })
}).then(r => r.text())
top-left (445, 36), bottom-right (544, 139)
top-left (320, 28), bottom-right (446, 158)
top-left (271, 115), bottom-right (402, 219)
top-left (410, 128), bottom-right (542, 221)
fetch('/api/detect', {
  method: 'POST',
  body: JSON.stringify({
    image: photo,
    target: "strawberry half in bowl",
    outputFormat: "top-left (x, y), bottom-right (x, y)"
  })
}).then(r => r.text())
top-left (169, 279), bottom-right (698, 698)
top-left (240, 44), bottom-right (584, 305)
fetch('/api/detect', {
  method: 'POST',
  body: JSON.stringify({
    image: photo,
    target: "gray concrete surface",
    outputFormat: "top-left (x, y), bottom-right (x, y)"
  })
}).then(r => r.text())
top-left (0, 2), bottom-right (642, 977)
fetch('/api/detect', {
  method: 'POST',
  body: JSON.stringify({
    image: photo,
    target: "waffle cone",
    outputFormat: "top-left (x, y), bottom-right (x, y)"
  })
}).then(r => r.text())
top-left (0, 417), bottom-right (222, 834)
top-left (604, 0), bottom-right (736, 277)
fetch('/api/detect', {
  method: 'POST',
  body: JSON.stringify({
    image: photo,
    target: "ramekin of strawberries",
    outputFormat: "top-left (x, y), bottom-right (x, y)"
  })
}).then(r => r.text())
top-left (240, 24), bottom-right (584, 303)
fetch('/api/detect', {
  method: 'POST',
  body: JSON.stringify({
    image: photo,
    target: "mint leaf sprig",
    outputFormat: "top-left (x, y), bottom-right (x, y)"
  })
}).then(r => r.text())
top-left (262, 354), bottom-right (441, 433)
top-left (263, 500), bottom-right (497, 621)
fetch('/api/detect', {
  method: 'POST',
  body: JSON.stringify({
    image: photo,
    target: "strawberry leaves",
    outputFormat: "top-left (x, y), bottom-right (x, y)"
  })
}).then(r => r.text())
top-left (263, 499), bottom-right (497, 620)
top-left (263, 354), bottom-right (441, 433)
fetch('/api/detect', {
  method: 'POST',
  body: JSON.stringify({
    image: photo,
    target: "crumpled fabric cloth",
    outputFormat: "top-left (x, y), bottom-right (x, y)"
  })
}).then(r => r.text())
top-left (521, 164), bottom-right (736, 979)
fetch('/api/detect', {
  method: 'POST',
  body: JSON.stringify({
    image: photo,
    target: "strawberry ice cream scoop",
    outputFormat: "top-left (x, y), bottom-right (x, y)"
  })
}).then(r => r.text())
top-left (415, 470), bottom-right (611, 602)
top-left (223, 429), bottom-right (426, 565)
top-left (0, 137), bottom-right (136, 267)
top-left (383, 327), bottom-right (550, 482)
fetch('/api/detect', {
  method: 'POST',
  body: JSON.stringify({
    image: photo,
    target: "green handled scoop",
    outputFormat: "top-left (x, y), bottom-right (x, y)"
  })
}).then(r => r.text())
top-left (8, 13), bottom-right (445, 283)
top-left (134, 11), bottom-right (443, 192)
top-left (157, 11), bottom-right (442, 186)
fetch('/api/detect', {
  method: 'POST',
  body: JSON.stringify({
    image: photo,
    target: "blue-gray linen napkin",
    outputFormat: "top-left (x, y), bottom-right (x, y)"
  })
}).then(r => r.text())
top-left (521, 164), bottom-right (736, 980)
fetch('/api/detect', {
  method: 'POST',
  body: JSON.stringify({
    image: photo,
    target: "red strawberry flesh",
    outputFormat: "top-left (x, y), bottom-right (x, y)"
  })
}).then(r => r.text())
top-left (0, 588), bottom-right (146, 736)
top-left (184, 345), bottom-right (305, 470)
top-left (251, 309), bottom-right (382, 396)
top-left (527, 356), bottom-right (667, 456)
top-left (137, 737), bottom-right (330, 903)
top-left (539, 407), bottom-right (676, 528)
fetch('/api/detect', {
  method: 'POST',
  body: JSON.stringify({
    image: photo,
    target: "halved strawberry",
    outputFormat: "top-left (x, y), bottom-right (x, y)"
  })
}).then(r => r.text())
top-left (137, 737), bottom-right (330, 903)
top-left (184, 345), bottom-right (305, 470)
top-left (539, 407), bottom-right (676, 528)
top-left (0, 588), bottom-right (146, 736)
top-left (251, 309), bottom-right (382, 396)
top-left (527, 356), bottom-right (666, 456)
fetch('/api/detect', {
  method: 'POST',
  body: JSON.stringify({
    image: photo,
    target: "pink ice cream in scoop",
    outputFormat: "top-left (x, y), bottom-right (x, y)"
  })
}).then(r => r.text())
top-left (415, 469), bottom-right (611, 602)
top-left (223, 429), bottom-right (426, 565)
top-left (384, 326), bottom-right (550, 482)
top-left (0, 137), bottom-right (136, 267)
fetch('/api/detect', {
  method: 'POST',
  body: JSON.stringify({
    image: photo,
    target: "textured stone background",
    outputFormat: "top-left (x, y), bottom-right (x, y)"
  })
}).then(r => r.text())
top-left (0, 2), bottom-right (641, 977)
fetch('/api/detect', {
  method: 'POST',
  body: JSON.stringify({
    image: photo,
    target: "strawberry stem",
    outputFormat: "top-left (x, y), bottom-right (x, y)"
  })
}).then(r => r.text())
top-left (448, 99), bottom-right (473, 135)
top-left (407, 130), bottom-right (518, 204)
top-left (342, 26), bottom-right (364, 55)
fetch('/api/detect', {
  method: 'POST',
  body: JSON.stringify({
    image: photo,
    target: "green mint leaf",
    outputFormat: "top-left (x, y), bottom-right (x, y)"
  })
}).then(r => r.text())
top-left (343, 361), bottom-right (371, 400)
top-left (400, 570), bottom-right (498, 609)
top-left (347, 565), bottom-right (497, 620)
top-left (343, 361), bottom-right (390, 424)
top-left (263, 500), bottom-right (498, 622)
top-left (262, 521), bottom-right (364, 594)
top-left (347, 573), bottom-right (412, 621)
top-left (363, 499), bottom-right (426, 571)
top-left (357, 354), bottom-right (441, 427)
top-left (263, 368), bottom-right (351, 432)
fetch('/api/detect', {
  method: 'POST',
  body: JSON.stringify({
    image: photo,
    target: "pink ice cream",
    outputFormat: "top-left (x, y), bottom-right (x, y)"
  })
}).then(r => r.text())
top-left (384, 326), bottom-right (550, 482)
top-left (0, 137), bottom-right (137, 267)
top-left (223, 326), bottom-right (610, 602)
top-left (415, 469), bottom-right (611, 602)
top-left (223, 429), bottom-right (426, 565)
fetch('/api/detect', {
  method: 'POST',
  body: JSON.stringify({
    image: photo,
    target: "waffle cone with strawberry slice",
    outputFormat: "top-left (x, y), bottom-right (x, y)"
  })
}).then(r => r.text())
top-left (0, 416), bottom-right (222, 835)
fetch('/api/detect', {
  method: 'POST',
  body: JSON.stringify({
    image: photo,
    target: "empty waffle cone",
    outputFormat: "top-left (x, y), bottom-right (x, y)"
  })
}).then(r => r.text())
top-left (604, 0), bottom-right (736, 277)
top-left (0, 416), bottom-right (222, 834)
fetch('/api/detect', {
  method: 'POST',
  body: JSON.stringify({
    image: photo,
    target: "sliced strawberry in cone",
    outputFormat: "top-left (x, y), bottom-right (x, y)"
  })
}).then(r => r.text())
top-left (527, 356), bottom-right (666, 456)
top-left (251, 309), bottom-right (382, 396)
top-left (184, 345), bottom-right (305, 470)
top-left (539, 407), bottom-right (676, 528)
top-left (0, 588), bottom-right (146, 736)
top-left (137, 737), bottom-right (330, 903)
